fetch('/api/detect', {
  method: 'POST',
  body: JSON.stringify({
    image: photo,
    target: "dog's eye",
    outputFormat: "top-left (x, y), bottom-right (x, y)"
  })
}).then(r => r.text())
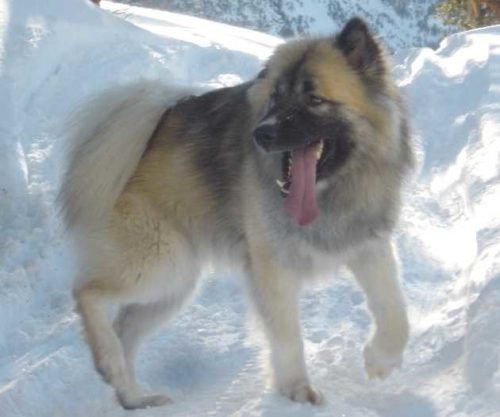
top-left (308, 94), bottom-right (325, 106)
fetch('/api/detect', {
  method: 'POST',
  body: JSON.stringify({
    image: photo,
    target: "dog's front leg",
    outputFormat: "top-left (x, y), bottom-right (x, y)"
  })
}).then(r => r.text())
top-left (246, 250), bottom-right (322, 405)
top-left (347, 238), bottom-right (409, 379)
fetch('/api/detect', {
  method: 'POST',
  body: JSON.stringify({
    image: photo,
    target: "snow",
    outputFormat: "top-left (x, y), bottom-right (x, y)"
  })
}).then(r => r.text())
top-left (1, 1), bottom-right (499, 416)
top-left (141, 0), bottom-right (445, 51)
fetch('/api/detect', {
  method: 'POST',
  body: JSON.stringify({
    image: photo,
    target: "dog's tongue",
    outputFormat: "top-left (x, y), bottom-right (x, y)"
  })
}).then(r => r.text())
top-left (284, 146), bottom-right (318, 226)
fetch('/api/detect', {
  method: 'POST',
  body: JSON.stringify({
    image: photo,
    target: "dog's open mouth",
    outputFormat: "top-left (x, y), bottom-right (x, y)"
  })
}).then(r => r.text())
top-left (275, 140), bottom-right (327, 227)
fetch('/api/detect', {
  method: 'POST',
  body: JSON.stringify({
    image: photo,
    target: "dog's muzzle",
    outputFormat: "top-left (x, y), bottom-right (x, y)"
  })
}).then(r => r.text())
top-left (253, 124), bottom-right (278, 153)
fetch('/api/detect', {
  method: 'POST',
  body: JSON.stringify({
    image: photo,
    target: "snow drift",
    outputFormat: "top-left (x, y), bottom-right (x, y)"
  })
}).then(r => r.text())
top-left (0, 1), bottom-right (499, 416)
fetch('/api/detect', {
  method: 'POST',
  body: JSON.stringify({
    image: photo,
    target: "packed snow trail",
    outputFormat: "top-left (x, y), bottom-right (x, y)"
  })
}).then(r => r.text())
top-left (0, 1), bottom-right (499, 416)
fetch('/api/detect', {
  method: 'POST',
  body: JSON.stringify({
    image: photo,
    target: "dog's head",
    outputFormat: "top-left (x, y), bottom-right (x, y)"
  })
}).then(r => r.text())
top-left (247, 18), bottom-right (405, 226)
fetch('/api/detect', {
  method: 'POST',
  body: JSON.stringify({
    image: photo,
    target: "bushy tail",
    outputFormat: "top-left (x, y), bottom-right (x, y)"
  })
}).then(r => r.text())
top-left (59, 80), bottom-right (192, 228)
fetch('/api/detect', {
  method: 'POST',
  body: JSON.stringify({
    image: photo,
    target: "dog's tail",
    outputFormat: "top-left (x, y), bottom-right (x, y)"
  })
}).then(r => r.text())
top-left (59, 80), bottom-right (191, 229)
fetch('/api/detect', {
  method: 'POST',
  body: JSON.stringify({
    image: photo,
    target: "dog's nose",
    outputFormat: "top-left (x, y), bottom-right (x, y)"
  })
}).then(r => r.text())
top-left (253, 124), bottom-right (278, 152)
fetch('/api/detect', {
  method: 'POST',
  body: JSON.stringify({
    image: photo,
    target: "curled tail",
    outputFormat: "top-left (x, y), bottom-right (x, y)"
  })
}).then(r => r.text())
top-left (59, 80), bottom-right (191, 228)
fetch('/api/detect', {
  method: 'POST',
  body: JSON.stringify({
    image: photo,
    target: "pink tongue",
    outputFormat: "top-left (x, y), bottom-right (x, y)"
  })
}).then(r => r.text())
top-left (284, 146), bottom-right (319, 226)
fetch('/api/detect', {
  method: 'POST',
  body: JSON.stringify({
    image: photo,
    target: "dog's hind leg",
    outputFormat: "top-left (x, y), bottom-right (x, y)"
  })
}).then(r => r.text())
top-left (347, 238), bottom-right (409, 380)
top-left (113, 287), bottom-right (196, 382)
top-left (73, 194), bottom-right (199, 409)
top-left (75, 285), bottom-right (171, 409)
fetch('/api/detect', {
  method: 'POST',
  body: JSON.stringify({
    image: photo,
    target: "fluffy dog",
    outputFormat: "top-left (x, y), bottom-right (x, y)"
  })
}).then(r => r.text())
top-left (60, 17), bottom-right (413, 409)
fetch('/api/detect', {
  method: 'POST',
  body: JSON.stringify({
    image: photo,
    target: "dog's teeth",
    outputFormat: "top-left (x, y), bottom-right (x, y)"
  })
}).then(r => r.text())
top-left (277, 179), bottom-right (290, 195)
top-left (315, 141), bottom-right (324, 160)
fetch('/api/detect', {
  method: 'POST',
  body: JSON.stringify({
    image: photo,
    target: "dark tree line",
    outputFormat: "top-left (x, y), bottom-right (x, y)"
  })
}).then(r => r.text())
top-left (436, 0), bottom-right (500, 29)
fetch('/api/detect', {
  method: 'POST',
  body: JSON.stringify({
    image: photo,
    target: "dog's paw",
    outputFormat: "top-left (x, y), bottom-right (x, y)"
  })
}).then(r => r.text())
top-left (117, 390), bottom-right (171, 410)
top-left (363, 342), bottom-right (403, 380)
top-left (280, 384), bottom-right (323, 405)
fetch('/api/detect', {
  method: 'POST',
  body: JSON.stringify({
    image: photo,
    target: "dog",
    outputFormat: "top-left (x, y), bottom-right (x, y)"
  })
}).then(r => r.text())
top-left (60, 17), bottom-right (413, 409)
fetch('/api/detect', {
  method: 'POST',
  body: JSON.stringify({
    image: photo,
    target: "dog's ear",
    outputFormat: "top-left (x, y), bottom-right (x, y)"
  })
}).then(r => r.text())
top-left (336, 18), bottom-right (381, 72)
top-left (256, 67), bottom-right (268, 80)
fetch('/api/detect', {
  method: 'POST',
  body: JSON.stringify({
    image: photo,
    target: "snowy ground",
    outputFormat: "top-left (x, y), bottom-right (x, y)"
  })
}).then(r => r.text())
top-left (1, 1), bottom-right (499, 416)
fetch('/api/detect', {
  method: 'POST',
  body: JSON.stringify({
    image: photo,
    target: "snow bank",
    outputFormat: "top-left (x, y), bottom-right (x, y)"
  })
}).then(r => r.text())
top-left (0, 1), bottom-right (499, 416)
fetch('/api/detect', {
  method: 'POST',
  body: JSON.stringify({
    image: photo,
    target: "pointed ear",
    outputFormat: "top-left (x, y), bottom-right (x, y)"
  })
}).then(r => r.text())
top-left (256, 67), bottom-right (268, 80)
top-left (336, 18), bottom-right (381, 72)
